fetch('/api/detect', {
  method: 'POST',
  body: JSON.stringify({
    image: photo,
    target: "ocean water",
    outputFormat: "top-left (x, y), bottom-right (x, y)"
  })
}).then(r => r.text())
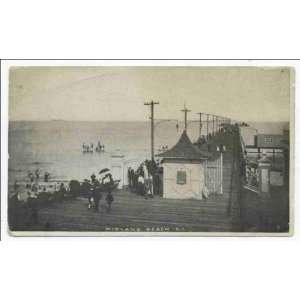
top-left (8, 120), bottom-right (289, 186)
top-left (8, 120), bottom-right (199, 185)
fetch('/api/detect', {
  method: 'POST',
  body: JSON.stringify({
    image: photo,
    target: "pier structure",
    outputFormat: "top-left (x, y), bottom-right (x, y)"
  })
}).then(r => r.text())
top-left (9, 115), bottom-right (289, 233)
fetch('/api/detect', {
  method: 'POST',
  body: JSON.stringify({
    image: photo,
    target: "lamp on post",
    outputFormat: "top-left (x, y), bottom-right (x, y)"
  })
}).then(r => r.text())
top-left (216, 144), bottom-right (226, 195)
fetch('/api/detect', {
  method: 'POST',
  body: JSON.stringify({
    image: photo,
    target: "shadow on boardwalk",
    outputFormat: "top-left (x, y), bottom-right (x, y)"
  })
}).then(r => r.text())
top-left (9, 190), bottom-right (235, 233)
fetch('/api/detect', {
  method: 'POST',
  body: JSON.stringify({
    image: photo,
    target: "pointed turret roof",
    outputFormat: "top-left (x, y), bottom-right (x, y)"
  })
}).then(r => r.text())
top-left (157, 130), bottom-right (210, 160)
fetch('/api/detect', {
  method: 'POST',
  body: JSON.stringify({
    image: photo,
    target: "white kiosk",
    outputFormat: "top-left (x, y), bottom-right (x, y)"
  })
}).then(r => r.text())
top-left (111, 153), bottom-right (125, 189)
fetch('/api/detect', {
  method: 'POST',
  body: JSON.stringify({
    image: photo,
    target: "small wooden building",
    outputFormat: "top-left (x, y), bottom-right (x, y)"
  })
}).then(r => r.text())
top-left (157, 130), bottom-right (210, 200)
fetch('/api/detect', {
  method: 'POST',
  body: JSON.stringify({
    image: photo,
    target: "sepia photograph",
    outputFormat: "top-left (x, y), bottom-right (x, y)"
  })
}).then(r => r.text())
top-left (2, 2), bottom-right (300, 300)
top-left (7, 66), bottom-right (294, 236)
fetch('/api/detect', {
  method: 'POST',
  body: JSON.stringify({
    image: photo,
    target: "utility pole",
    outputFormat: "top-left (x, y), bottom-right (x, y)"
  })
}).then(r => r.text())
top-left (181, 104), bottom-right (191, 130)
top-left (212, 115), bottom-right (215, 135)
top-left (144, 100), bottom-right (159, 161)
top-left (206, 114), bottom-right (209, 136)
top-left (197, 112), bottom-right (202, 138)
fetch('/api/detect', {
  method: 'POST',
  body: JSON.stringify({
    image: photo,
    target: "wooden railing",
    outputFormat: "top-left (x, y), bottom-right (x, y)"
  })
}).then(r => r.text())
top-left (227, 124), bottom-right (244, 231)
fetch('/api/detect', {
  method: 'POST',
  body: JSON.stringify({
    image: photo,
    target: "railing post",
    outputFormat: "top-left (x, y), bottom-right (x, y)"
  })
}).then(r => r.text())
top-left (258, 156), bottom-right (271, 198)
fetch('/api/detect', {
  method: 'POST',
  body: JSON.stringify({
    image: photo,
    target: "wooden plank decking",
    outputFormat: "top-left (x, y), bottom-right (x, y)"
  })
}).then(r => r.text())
top-left (32, 191), bottom-right (232, 232)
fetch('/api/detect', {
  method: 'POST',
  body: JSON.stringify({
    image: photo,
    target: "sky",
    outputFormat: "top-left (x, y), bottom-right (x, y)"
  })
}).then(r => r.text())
top-left (9, 66), bottom-right (292, 122)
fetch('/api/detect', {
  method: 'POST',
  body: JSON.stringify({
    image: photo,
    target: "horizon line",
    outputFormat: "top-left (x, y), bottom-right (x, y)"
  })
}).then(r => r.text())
top-left (9, 119), bottom-right (290, 123)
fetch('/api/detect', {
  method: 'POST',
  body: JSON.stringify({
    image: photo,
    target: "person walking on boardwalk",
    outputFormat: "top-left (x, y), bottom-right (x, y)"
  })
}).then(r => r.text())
top-left (137, 173), bottom-right (145, 196)
top-left (143, 162), bottom-right (150, 199)
top-left (83, 180), bottom-right (94, 209)
top-left (92, 186), bottom-right (102, 212)
top-left (27, 191), bottom-right (39, 225)
top-left (148, 174), bottom-right (154, 198)
top-left (58, 183), bottom-right (66, 201)
top-left (106, 190), bottom-right (114, 213)
top-left (101, 172), bottom-right (113, 187)
top-left (132, 170), bottom-right (138, 193)
top-left (128, 167), bottom-right (133, 190)
top-left (91, 173), bottom-right (96, 184)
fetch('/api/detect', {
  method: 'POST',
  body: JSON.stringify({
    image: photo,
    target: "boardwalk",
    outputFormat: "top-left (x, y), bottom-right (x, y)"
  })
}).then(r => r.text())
top-left (32, 191), bottom-right (233, 232)
top-left (9, 127), bottom-right (249, 233)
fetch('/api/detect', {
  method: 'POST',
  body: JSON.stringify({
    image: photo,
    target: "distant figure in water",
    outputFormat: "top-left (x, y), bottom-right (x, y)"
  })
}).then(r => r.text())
top-left (35, 169), bottom-right (40, 181)
top-left (44, 171), bottom-right (50, 182)
top-left (28, 171), bottom-right (34, 183)
top-left (31, 182), bottom-right (38, 193)
top-left (96, 141), bottom-right (104, 152)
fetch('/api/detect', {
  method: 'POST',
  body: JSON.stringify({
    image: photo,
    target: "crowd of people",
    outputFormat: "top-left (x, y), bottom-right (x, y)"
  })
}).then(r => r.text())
top-left (82, 141), bottom-right (105, 153)
top-left (81, 171), bottom-right (115, 213)
top-left (10, 169), bottom-right (67, 228)
top-left (127, 159), bottom-right (163, 198)
top-left (27, 169), bottom-right (51, 184)
top-left (10, 168), bottom-right (117, 228)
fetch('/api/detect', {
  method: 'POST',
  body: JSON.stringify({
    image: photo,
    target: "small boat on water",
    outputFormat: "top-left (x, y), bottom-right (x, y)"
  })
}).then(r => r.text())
top-left (82, 142), bottom-right (105, 153)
